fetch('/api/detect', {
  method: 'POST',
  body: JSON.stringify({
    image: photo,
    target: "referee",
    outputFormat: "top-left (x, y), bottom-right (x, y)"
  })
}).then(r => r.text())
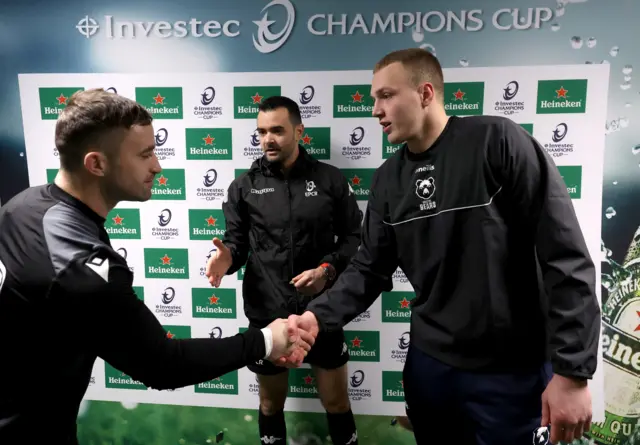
top-left (0, 89), bottom-right (313, 444)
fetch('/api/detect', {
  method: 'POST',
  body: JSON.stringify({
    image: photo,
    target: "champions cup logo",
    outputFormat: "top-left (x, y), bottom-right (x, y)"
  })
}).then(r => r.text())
top-left (544, 123), bottom-right (573, 158)
top-left (209, 327), bottom-right (222, 339)
top-left (152, 209), bottom-right (179, 240)
top-left (194, 86), bottom-right (223, 119)
top-left (155, 286), bottom-right (183, 319)
top-left (196, 169), bottom-right (225, 202)
top-left (298, 85), bottom-right (322, 119)
top-left (252, 0), bottom-right (296, 54)
top-left (243, 130), bottom-right (263, 159)
top-left (348, 370), bottom-right (371, 401)
top-left (105, 87), bottom-right (117, 94)
top-left (116, 248), bottom-right (127, 260)
top-left (342, 126), bottom-right (371, 160)
top-left (154, 128), bottom-right (175, 160)
top-left (552, 123), bottom-right (568, 142)
top-left (0, 259), bottom-right (6, 292)
top-left (390, 331), bottom-right (410, 364)
top-left (300, 85), bottom-right (314, 105)
top-left (494, 80), bottom-right (525, 115)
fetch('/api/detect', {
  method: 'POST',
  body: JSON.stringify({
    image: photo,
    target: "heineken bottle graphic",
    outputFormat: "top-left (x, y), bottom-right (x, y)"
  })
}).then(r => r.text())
top-left (591, 226), bottom-right (640, 445)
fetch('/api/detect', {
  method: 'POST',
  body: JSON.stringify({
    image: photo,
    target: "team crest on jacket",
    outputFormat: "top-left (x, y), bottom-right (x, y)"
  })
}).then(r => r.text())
top-left (415, 177), bottom-right (436, 211)
top-left (532, 426), bottom-right (550, 445)
top-left (305, 180), bottom-right (318, 197)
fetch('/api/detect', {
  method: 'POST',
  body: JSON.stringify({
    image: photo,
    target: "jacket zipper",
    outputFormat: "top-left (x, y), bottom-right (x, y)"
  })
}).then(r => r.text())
top-left (285, 180), bottom-right (298, 314)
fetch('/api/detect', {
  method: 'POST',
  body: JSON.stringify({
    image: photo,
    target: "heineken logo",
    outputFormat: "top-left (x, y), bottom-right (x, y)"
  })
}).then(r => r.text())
top-left (39, 87), bottom-right (84, 120)
top-left (340, 168), bottom-right (375, 201)
top-left (195, 371), bottom-right (238, 395)
top-left (345, 330), bottom-right (380, 362)
top-left (104, 363), bottom-right (146, 390)
top-left (189, 209), bottom-right (226, 240)
top-left (135, 87), bottom-right (183, 119)
top-left (381, 292), bottom-right (413, 322)
top-left (185, 128), bottom-right (232, 160)
top-left (46, 169), bottom-right (59, 183)
top-left (104, 208), bottom-right (141, 240)
top-left (557, 166), bottom-right (582, 199)
top-left (382, 131), bottom-right (403, 159)
top-left (163, 325), bottom-right (191, 340)
top-left (602, 321), bottom-right (640, 376)
top-left (536, 79), bottom-right (587, 114)
top-left (234, 86), bottom-right (281, 119)
top-left (288, 368), bottom-right (319, 398)
top-left (237, 266), bottom-right (246, 280)
top-left (192, 288), bottom-right (236, 319)
top-left (333, 85), bottom-right (374, 118)
top-left (520, 123), bottom-right (534, 135)
top-left (132, 286), bottom-right (144, 302)
top-left (381, 371), bottom-right (404, 402)
top-left (300, 127), bottom-right (331, 160)
top-left (444, 82), bottom-right (484, 116)
top-left (144, 248), bottom-right (189, 279)
top-left (151, 169), bottom-right (186, 201)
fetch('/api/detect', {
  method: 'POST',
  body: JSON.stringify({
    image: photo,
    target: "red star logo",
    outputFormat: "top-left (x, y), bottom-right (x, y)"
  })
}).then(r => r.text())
top-left (303, 374), bottom-right (314, 385)
top-left (351, 175), bottom-right (361, 186)
top-left (400, 380), bottom-right (404, 388)
top-left (399, 297), bottom-right (411, 309)
top-left (206, 216), bottom-right (217, 226)
top-left (251, 92), bottom-right (263, 104)
top-left (161, 254), bottom-right (171, 265)
top-left (555, 87), bottom-right (568, 98)
top-left (453, 89), bottom-right (465, 100)
top-left (112, 214), bottom-right (124, 225)
top-left (301, 134), bottom-right (313, 145)
top-left (166, 331), bottom-right (175, 339)
top-left (351, 336), bottom-right (362, 348)
top-left (203, 134), bottom-right (215, 145)
top-left (634, 311), bottom-right (640, 332)
top-left (209, 295), bottom-right (219, 305)
top-left (351, 91), bottom-right (364, 103)
top-left (57, 94), bottom-right (68, 105)
top-left (156, 175), bottom-right (168, 186)
top-left (213, 377), bottom-right (221, 381)
top-left (153, 93), bottom-right (165, 104)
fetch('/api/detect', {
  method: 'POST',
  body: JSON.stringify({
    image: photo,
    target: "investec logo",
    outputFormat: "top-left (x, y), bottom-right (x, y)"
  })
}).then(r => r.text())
top-left (392, 268), bottom-right (409, 284)
top-left (154, 286), bottom-right (182, 318)
top-left (153, 128), bottom-right (175, 161)
top-left (342, 126), bottom-right (371, 160)
top-left (197, 169), bottom-right (225, 201)
top-left (351, 309), bottom-right (371, 323)
top-left (494, 80), bottom-right (524, 115)
top-left (243, 130), bottom-right (263, 160)
top-left (189, 209), bottom-right (226, 240)
top-left (298, 85), bottom-right (322, 119)
top-left (348, 370), bottom-right (372, 401)
top-left (536, 79), bottom-right (588, 114)
top-left (543, 122), bottom-right (574, 158)
top-left (152, 208), bottom-right (180, 241)
top-left (194, 86), bottom-right (223, 119)
top-left (391, 331), bottom-right (410, 364)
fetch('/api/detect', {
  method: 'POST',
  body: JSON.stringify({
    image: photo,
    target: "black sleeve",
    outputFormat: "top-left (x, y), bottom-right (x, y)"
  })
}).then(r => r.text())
top-left (307, 169), bottom-right (397, 331)
top-left (318, 173), bottom-right (362, 274)
top-left (69, 259), bottom-right (266, 390)
top-left (489, 118), bottom-right (601, 380)
top-left (221, 178), bottom-right (250, 275)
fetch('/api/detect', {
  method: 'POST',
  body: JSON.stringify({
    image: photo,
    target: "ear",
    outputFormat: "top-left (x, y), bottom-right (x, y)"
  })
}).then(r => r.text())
top-left (419, 82), bottom-right (435, 107)
top-left (83, 151), bottom-right (108, 177)
top-left (295, 123), bottom-right (305, 141)
top-left (416, 179), bottom-right (421, 187)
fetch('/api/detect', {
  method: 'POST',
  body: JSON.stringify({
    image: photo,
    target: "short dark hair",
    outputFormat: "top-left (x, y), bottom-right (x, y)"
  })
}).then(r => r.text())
top-left (258, 95), bottom-right (302, 126)
top-left (374, 48), bottom-right (445, 101)
top-left (54, 88), bottom-right (153, 172)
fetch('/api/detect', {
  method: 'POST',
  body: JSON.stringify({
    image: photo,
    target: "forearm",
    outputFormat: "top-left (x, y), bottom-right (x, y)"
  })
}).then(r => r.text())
top-left (226, 243), bottom-right (248, 275)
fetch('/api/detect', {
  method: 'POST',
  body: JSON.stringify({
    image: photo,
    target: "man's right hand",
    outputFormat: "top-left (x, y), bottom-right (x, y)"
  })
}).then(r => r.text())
top-left (274, 312), bottom-right (320, 367)
top-left (265, 318), bottom-right (316, 366)
top-left (205, 238), bottom-right (232, 287)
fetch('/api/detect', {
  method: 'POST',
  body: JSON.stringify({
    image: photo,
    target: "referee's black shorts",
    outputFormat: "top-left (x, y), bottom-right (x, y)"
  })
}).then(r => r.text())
top-left (247, 321), bottom-right (349, 375)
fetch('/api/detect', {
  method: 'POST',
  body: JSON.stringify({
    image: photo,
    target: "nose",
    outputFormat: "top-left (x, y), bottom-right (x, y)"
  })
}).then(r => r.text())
top-left (152, 155), bottom-right (162, 173)
top-left (372, 99), bottom-right (383, 118)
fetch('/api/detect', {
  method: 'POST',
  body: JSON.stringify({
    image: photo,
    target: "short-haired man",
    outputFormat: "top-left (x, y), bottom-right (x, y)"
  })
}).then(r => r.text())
top-left (206, 95), bottom-right (362, 445)
top-left (0, 89), bottom-right (313, 445)
top-left (286, 49), bottom-right (601, 445)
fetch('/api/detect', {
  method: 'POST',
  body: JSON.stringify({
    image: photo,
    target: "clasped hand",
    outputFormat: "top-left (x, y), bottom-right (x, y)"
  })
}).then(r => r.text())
top-left (265, 318), bottom-right (317, 366)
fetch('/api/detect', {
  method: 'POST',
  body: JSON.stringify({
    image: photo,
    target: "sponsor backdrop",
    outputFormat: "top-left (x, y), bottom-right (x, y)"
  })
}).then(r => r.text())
top-left (1, 1), bottom-right (639, 444)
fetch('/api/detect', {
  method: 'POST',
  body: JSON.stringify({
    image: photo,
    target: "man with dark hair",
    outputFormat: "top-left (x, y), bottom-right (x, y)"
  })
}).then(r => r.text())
top-left (0, 89), bottom-right (314, 445)
top-left (206, 95), bottom-right (363, 445)
top-left (286, 48), bottom-right (601, 445)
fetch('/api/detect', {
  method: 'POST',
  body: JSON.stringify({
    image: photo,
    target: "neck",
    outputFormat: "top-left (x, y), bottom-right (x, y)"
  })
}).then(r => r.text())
top-left (281, 144), bottom-right (300, 174)
top-left (406, 106), bottom-right (450, 154)
top-left (54, 170), bottom-right (115, 219)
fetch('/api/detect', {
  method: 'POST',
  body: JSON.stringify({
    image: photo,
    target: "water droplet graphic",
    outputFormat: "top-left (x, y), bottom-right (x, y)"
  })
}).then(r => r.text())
top-left (613, 181), bottom-right (618, 185)
top-left (610, 46), bottom-right (619, 57)
top-left (412, 29), bottom-right (424, 43)
top-left (459, 58), bottom-right (469, 67)
top-left (633, 144), bottom-right (640, 155)
top-left (587, 37), bottom-right (597, 48)
top-left (623, 64), bottom-right (633, 75)
top-left (585, 61), bottom-right (593, 64)
top-left (624, 75), bottom-right (632, 82)
top-left (571, 36), bottom-right (583, 49)
top-left (621, 82), bottom-right (632, 90)
top-left (556, 4), bottom-right (566, 17)
top-left (601, 60), bottom-right (610, 64)
top-left (605, 207), bottom-right (617, 219)
top-left (19, 152), bottom-right (24, 157)
top-left (620, 117), bottom-right (630, 128)
top-left (419, 43), bottom-right (436, 56)
top-left (626, 102), bottom-right (632, 107)
top-left (551, 23), bottom-right (560, 31)
top-left (605, 119), bottom-right (621, 134)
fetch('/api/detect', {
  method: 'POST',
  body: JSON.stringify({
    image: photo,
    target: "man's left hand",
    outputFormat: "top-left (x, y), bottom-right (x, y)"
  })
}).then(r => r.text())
top-left (291, 267), bottom-right (326, 296)
top-left (541, 374), bottom-right (592, 444)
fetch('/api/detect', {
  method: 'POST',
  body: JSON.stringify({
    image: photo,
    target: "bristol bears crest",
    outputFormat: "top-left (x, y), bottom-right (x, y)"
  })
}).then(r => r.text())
top-left (415, 177), bottom-right (436, 211)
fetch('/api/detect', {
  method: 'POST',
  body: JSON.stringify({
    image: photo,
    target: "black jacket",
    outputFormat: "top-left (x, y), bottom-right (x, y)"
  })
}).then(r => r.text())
top-left (0, 183), bottom-right (268, 444)
top-left (307, 115), bottom-right (601, 379)
top-left (222, 146), bottom-right (362, 326)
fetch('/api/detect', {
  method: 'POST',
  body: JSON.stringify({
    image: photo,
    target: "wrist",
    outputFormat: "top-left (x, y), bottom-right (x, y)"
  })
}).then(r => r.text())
top-left (319, 262), bottom-right (336, 282)
top-left (260, 327), bottom-right (273, 359)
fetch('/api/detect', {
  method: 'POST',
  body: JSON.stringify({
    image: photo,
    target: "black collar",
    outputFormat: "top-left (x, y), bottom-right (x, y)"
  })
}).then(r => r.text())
top-left (49, 183), bottom-right (106, 226)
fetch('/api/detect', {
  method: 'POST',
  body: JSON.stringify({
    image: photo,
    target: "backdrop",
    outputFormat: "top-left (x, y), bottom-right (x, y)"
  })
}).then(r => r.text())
top-left (1, 1), bottom-right (639, 444)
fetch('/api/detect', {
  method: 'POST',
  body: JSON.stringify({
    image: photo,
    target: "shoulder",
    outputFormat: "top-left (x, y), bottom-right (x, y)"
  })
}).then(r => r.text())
top-left (58, 245), bottom-right (132, 296)
top-left (452, 115), bottom-right (526, 139)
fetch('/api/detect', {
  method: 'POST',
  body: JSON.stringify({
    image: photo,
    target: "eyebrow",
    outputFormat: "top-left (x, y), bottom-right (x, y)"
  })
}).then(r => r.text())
top-left (256, 125), bottom-right (285, 132)
top-left (140, 144), bottom-right (155, 154)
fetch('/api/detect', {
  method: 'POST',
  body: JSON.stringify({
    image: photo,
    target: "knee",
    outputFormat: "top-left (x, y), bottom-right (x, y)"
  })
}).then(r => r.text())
top-left (259, 394), bottom-right (286, 415)
top-left (321, 395), bottom-right (351, 414)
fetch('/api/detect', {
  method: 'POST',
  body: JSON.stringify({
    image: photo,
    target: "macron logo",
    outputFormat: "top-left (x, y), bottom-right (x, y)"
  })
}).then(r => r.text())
top-left (86, 256), bottom-right (109, 282)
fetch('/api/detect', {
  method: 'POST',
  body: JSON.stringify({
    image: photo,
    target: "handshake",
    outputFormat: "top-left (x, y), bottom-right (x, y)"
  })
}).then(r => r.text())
top-left (264, 312), bottom-right (321, 367)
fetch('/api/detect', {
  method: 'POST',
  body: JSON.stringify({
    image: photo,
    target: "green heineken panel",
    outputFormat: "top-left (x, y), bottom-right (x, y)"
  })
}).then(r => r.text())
top-left (594, 225), bottom-right (640, 444)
